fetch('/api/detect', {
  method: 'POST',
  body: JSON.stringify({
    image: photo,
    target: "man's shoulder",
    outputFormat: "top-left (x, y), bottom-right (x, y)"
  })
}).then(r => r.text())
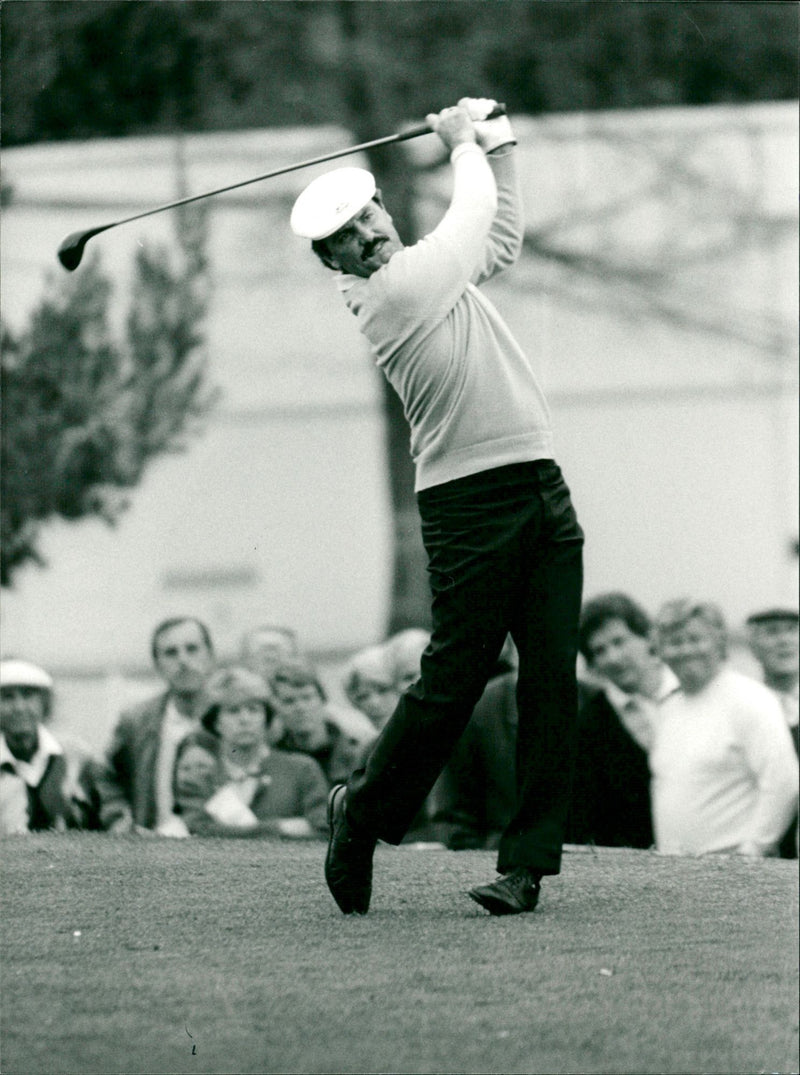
top-left (578, 683), bottom-right (614, 722)
top-left (324, 717), bottom-right (367, 747)
top-left (116, 692), bottom-right (169, 729)
top-left (719, 668), bottom-right (784, 716)
top-left (268, 749), bottom-right (325, 779)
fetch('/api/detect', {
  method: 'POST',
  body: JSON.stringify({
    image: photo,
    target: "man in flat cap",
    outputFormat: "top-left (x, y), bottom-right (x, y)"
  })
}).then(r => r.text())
top-left (746, 609), bottom-right (799, 746)
top-left (291, 98), bottom-right (584, 916)
top-left (746, 608), bottom-right (799, 856)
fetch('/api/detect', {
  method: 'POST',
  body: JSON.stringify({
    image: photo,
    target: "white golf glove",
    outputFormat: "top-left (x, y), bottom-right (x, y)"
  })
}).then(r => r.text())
top-left (458, 97), bottom-right (516, 153)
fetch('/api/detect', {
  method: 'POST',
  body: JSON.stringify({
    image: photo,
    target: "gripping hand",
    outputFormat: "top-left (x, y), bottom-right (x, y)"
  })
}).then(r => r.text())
top-left (458, 97), bottom-right (516, 153)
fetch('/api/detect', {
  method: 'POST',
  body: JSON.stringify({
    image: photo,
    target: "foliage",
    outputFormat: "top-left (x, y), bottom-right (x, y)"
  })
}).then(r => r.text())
top-left (0, 208), bottom-right (215, 586)
top-left (1, 2), bottom-right (797, 147)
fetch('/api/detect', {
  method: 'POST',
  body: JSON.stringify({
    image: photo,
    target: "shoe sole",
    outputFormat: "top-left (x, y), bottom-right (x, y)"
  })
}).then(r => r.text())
top-left (467, 887), bottom-right (538, 916)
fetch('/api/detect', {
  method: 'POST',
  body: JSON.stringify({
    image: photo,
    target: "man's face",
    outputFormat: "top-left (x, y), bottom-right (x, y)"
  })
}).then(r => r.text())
top-left (656, 617), bottom-right (723, 695)
top-left (272, 682), bottom-right (328, 749)
top-left (216, 701), bottom-right (267, 750)
top-left (349, 678), bottom-right (399, 729)
top-left (748, 620), bottom-right (799, 681)
top-left (241, 630), bottom-right (296, 682)
top-left (586, 618), bottom-right (654, 695)
top-left (0, 686), bottom-right (45, 761)
top-left (153, 621), bottom-right (214, 695)
top-left (325, 198), bottom-right (403, 278)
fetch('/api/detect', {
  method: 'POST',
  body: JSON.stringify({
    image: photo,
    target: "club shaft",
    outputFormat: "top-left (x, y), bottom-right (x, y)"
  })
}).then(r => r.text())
top-left (87, 105), bottom-right (506, 232)
top-left (58, 104), bottom-right (506, 266)
top-left (89, 125), bottom-right (428, 234)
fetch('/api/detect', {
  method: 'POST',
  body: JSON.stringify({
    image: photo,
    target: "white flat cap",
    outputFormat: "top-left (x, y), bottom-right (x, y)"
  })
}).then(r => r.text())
top-left (0, 659), bottom-right (54, 691)
top-left (290, 167), bottom-right (376, 240)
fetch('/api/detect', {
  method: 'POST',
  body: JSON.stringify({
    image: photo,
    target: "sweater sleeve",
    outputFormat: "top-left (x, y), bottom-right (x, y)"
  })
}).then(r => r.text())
top-left (470, 146), bottom-right (525, 286)
top-left (95, 714), bottom-right (137, 828)
top-left (364, 142), bottom-right (498, 326)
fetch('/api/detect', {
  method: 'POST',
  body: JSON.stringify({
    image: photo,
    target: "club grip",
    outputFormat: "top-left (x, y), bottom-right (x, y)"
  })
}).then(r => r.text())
top-left (394, 103), bottom-right (508, 143)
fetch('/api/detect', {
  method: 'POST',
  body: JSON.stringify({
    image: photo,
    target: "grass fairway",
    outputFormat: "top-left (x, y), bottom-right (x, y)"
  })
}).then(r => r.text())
top-left (1, 835), bottom-right (797, 1075)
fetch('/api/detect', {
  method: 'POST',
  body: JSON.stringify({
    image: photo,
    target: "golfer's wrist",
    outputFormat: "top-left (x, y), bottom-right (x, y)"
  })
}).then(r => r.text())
top-left (451, 141), bottom-right (484, 164)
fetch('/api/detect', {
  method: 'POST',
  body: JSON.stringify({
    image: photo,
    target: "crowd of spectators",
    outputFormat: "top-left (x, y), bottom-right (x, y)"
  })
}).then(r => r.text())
top-left (1, 595), bottom-right (797, 860)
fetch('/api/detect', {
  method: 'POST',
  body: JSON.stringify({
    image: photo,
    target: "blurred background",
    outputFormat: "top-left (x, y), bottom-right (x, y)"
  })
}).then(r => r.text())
top-left (1, 1), bottom-right (798, 748)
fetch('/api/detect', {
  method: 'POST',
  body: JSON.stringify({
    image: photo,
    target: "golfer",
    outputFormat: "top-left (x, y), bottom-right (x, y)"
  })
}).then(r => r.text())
top-left (290, 98), bottom-right (584, 915)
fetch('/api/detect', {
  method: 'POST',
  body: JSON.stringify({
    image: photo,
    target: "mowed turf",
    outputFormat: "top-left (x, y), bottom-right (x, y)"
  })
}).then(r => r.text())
top-left (1, 835), bottom-right (797, 1075)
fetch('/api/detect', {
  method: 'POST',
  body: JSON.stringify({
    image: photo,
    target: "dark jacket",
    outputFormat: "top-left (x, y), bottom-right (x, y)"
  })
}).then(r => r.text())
top-left (273, 720), bottom-right (363, 788)
top-left (779, 723), bottom-right (799, 859)
top-left (567, 688), bottom-right (654, 849)
top-left (95, 692), bottom-right (170, 829)
top-left (1, 745), bottom-right (99, 832)
top-left (430, 671), bottom-right (519, 850)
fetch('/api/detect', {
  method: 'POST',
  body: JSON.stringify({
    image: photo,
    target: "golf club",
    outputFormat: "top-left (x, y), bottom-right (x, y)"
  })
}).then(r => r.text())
top-left (57, 104), bottom-right (506, 271)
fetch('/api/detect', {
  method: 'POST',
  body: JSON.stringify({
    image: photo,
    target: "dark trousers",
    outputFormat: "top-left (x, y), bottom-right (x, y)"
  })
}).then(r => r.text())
top-left (347, 459), bottom-right (584, 876)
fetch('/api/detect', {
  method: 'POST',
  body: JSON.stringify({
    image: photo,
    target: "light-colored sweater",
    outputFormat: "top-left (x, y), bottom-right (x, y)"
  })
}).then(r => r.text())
top-left (337, 142), bottom-right (554, 491)
top-left (650, 668), bottom-right (799, 855)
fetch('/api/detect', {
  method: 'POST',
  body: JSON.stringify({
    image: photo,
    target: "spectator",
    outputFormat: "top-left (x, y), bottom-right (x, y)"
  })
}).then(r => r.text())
top-left (240, 624), bottom-right (301, 683)
top-left (169, 667), bottom-right (328, 838)
top-left (96, 616), bottom-right (215, 833)
top-left (0, 659), bottom-right (98, 834)
top-left (342, 645), bottom-right (399, 733)
top-left (650, 599), bottom-right (798, 857)
top-left (155, 733), bottom-right (220, 837)
top-left (241, 623), bottom-right (372, 739)
top-left (385, 629), bottom-right (432, 692)
top-left (746, 608), bottom-right (799, 748)
top-left (746, 607), bottom-right (799, 857)
top-left (568, 593), bottom-right (679, 849)
top-left (270, 660), bottom-right (366, 787)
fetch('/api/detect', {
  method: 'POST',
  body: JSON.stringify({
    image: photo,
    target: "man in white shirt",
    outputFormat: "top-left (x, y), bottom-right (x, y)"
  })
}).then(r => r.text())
top-left (571, 593), bottom-right (678, 848)
top-left (96, 617), bottom-right (216, 832)
top-left (651, 599), bottom-right (798, 857)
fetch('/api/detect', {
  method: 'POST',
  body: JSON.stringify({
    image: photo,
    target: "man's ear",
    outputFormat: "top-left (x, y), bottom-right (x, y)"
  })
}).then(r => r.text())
top-left (312, 237), bottom-right (341, 272)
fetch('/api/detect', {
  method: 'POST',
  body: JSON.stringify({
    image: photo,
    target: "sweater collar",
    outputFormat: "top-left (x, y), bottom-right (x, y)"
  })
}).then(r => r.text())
top-left (0, 725), bottom-right (63, 785)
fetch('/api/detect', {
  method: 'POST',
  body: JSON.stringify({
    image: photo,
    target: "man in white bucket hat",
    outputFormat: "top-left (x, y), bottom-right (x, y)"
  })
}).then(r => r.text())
top-left (0, 659), bottom-right (98, 833)
top-left (292, 98), bottom-right (584, 917)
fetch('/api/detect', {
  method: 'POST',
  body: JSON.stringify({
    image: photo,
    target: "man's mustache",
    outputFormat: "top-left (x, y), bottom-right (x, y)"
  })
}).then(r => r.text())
top-left (362, 237), bottom-right (387, 260)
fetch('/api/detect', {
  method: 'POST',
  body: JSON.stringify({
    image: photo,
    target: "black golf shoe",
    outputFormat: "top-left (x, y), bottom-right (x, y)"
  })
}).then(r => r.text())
top-left (468, 867), bottom-right (542, 915)
top-left (325, 784), bottom-right (377, 915)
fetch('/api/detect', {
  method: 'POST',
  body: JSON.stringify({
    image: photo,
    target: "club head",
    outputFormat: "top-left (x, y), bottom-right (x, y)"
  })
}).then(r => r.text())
top-left (57, 230), bottom-right (93, 271)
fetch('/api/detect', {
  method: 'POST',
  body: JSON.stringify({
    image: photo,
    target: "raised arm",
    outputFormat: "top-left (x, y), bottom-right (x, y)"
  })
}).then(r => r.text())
top-left (458, 98), bottom-right (524, 285)
top-left (471, 146), bottom-right (524, 286)
top-left (366, 107), bottom-right (497, 325)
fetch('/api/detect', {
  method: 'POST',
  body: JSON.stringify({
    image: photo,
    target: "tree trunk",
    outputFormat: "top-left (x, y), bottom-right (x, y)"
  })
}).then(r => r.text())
top-left (332, 3), bottom-right (432, 634)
